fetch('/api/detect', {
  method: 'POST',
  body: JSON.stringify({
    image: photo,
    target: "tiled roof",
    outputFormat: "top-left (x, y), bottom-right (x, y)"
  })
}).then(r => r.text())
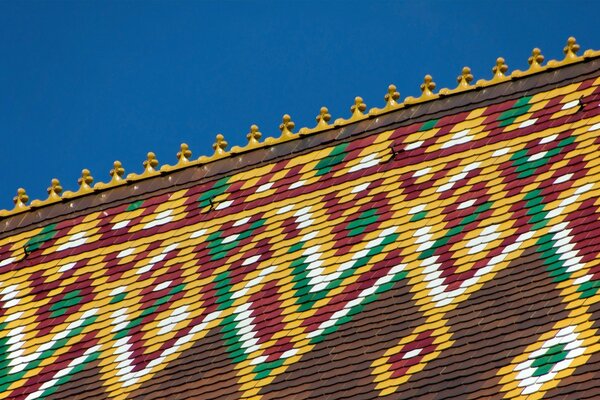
top-left (1, 39), bottom-right (600, 399)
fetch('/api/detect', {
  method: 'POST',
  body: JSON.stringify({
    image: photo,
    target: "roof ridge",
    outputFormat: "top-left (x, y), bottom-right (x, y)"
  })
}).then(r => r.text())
top-left (2, 36), bottom-right (598, 219)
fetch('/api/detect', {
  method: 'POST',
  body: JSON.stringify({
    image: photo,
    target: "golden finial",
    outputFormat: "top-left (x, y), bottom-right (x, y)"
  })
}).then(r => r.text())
top-left (30, 178), bottom-right (62, 207)
top-left (247, 125), bottom-right (262, 145)
top-left (563, 36), bottom-right (580, 60)
top-left (143, 152), bottom-right (159, 173)
top-left (79, 169), bottom-right (94, 190)
top-left (420, 75), bottom-right (436, 97)
top-left (457, 67), bottom-right (474, 89)
top-left (384, 85), bottom-right (400, 108)
top-left (160, 143), bottom-right (194, 172)
top-left (13, 188), bottom-right (29, 209)
top-left (350, 97), bottom-right (367, 119)
top-left (212, 134), bottom-right (228, 156)
top-left (30, 178), bottom-right (64, 207)
top-left (315, 107), bottom-right (331, 129)
top-left (94, 161), bottom-right (125, 190)
top-left (110, 161), bottom-right (125, 183)
top-left (47, 178), bottom-right (63, 200)
top-left (177, 143), bottom-right (192, 165)
top-left (492, 57), bottom-right (509, 80)
top-left (232, 125), bottom-right (263, 152)
top-left (299, 108), bottom-right (331, 135)
top-left (63, 169), bottom-right (94, 198)
top-left (128, 151), bottom-right (161, 180)
top-left (528, 48), bottom-right (545, 70)
top-left (279, 114), bottom-right (296, 139)
top-left (369, 84), bottom-right (402, 114)
top-left (404, 75), bottom-right (437, 104)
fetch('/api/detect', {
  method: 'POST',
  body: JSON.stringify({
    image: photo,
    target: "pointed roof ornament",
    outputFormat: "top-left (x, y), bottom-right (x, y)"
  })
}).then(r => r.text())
top-left (548, 37), bottom-right (584, 68)
top-left (315, 107), bottom-right (331, 129)
top-left (491, 57), bottom-right (509, 82)
top-left (128, 152), bottom-right (161, 180)
top-left (442, 67), bottom-right (474, 95)
top-left (337, 97), bottom-right (367, 124)
top-left (63, 169), bottom-right (94, 198)
top-left (144, 152), bottom-right (159, 172)
top-left (528, 48), bottom-right (545, 70)
top-left (212, 134), bottom-right (228, 156)
top-left (143, 152), bottom-right (159, 173)
top-left (420, 75), bottom-right (436, 97)
top-left (31, 178), bottom-right (63, 207)
top-left (247, 125), bottom-right (262, 145)
top-left (350, 97), bottom-right (367, 120)
top-left (384, 85), bottom-right (400, 108)
top-left (13, 188), bottom-right (29, 210)
top-left (160, 144), bottom-right (193, 172)
top-left (47, 179), bottom-right (63, 200)
top-left (370, 84), bottom-right (401, 114)
top-left (78, 169), bottom-right (94, 191)
top-left (404, 75), bottom-right (437, 104)
top-left (110, 161), bottom-right (125, 183)
top-left (177, 143), bottom-right (192, 165)
top-left (231, 125), bottom-right (263, 153)
top-left (563, 36), bottom-right (580, 60)
top-left (476, 58), bottom-right (509, 84)
top-left (93, 161), bottom-right (125, 190)
top-left (299, 108), bottom-right (331, 135)
top-left (279, 114), bottom-right (296, 139)
top-left (457, 67), bottom-right (474, 89)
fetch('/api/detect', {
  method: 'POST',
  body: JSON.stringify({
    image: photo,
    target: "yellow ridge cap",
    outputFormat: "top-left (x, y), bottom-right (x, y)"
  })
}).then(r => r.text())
top-left (1, 36), bottom-right (598, 218)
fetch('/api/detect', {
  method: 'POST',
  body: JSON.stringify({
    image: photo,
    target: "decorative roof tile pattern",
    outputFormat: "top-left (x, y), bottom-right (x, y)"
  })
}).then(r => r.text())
top-left (1, 44), bottom-right (600, 399)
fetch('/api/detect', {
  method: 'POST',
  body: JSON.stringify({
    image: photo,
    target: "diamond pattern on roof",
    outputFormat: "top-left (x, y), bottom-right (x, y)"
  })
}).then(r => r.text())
top-left (0, 69), bottom-right (600, 399)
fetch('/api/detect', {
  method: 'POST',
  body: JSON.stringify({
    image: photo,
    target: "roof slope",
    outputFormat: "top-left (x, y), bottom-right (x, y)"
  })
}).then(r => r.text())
top-left (1, 41), bottom-right (600, 399)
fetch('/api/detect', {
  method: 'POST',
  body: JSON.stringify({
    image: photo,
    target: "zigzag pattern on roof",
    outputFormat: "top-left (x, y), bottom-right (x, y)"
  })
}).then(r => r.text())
top-left (0, 65), bottom-right (600, 399)
top-left (2, 37), bottom-right (599, 218)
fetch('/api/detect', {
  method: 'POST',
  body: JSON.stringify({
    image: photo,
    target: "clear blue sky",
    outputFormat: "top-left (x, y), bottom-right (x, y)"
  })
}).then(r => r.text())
top-left (0, 1), bottom-right (598, 211)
